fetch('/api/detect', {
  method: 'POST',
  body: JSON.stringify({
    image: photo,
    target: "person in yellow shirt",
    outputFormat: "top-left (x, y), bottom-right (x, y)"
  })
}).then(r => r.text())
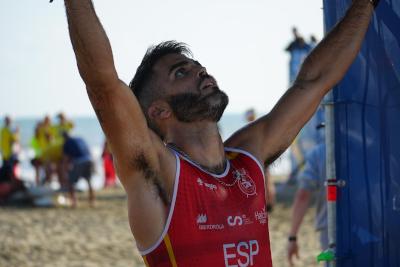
top-left (42, 113), bottom-right (74, 165)
top-left (0, 116), bottom-right (17, 181)
top-left (30, 123), bottom-right (45, 185)
top-left (1, 116), bottom-right (14, 161)
top-left (37, 116), bottom-right (60, 185)
top-left (40, 114), bottom-right (74, 188)
top-left (54, 112), bottom-right (74, 140)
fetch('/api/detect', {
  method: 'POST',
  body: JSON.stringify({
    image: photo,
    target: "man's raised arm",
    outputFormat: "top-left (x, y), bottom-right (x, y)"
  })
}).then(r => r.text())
top-left (64, 1), bottom-right (162, 180)
top-left (226, 0), bottom-right (377, 164)
top-left (65, 0), bottom-right (117, 89)
top-left (63, 1), bottom-right (178, 248)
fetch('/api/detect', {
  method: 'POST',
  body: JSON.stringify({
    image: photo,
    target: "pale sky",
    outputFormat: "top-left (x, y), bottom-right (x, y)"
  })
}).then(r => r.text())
top-left (0, 0), bottom-right (323, 118)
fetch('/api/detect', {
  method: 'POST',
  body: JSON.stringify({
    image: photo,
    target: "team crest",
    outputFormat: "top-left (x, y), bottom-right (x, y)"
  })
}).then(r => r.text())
top-left (233, 168), bottom-right (257, 197)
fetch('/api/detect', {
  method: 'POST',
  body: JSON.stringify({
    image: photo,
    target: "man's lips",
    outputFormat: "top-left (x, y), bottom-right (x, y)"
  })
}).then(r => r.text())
top-left (200, 78), bottom-right (217, 91)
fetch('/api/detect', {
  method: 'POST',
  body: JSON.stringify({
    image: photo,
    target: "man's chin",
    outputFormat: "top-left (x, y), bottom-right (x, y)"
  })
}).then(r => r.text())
top-left (200, 101), bottom-right (228, 122)
top-left (174, 103), bottom-right (227, 123)
top-left (169, 89), bottom-right (229, 123)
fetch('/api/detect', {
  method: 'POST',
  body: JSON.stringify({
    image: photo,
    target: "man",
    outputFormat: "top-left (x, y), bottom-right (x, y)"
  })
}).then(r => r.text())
top-left (0, 116), bottom-right (18, 182)
top-left (62, 0), bottom-right (378, 265)
top-left (287, 127), bottom-right (327, 266)
top-left (54, 112), bottom-right (74, 142)
top-left (62, 132), bottom-right (95, 207)
top-left (0, 116), bottom-right (25, 204)
top-left (30, 123), bottom-right (43, 185)
top-left (285, 27), bottom-right (312, 85)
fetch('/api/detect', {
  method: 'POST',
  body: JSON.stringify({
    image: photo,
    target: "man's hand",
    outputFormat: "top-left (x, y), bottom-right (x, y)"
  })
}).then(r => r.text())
top-left (287, 240), bottom-right (300, 266)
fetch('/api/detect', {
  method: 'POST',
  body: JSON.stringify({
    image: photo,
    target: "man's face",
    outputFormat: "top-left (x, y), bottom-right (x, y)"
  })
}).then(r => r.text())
top-left (58, 113), bottom-right (66, 124)
top-left (152, 54), bottom-right (229, 123)
top-left (44, 116), bottom-right (50, 125)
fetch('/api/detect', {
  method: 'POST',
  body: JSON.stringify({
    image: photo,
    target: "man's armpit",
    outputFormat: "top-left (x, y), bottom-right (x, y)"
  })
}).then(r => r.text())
top-left (130, 152), bottom-right (170, 205)
top-left (264, 149), bottom-right (285, 167)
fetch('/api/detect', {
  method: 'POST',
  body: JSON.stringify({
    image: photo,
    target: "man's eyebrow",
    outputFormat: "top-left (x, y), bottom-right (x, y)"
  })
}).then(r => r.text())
top-left (168, 60), bottom-right (190, 76)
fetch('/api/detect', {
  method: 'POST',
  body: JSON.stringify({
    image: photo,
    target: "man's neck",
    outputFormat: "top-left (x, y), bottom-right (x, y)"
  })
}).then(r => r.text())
top-left (166, 121), bottom-right (226, 174)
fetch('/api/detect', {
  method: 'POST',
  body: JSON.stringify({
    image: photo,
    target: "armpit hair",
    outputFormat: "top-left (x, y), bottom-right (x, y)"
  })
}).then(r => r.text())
top-left (130, 152), bottom-right (170, 206)
top-left (264, 149), bottom-right (285, 167)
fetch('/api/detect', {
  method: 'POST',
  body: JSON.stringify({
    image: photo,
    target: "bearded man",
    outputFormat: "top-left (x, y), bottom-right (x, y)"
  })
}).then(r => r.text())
top-left (63, 0), bottom-right (379, 265)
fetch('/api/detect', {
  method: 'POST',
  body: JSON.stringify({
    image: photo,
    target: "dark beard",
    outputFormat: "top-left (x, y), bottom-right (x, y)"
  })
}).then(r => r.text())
top-left (168, 89), bottom-right (229, 123)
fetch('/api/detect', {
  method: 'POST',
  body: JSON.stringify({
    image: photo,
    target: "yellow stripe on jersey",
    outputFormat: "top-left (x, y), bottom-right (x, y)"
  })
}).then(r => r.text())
top-left (164, 234), bottom-right (178, 267)
top-left (226, 152), bottom-right (239, 160)
top-left (142, 256), bottom-right (150, 267)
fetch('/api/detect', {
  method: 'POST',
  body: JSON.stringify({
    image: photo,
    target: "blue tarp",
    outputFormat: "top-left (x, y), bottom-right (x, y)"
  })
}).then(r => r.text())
top-left (323, 0), bottom-right (400, 266)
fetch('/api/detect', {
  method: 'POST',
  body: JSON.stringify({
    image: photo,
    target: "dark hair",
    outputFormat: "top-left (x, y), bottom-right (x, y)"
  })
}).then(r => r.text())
top-left (129, 41), bottom-right (192, 109)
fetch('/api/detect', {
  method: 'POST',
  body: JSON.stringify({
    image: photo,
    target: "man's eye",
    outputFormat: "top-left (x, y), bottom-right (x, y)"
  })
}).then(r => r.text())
top-left (175, 68), bottom-right (187, 78)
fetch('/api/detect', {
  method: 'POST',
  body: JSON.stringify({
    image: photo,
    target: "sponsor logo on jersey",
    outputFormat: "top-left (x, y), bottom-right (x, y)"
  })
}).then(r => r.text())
top-left (233, 168), bottom-right (257, 197)
top-left (227, 214), bottom-right (253, 227)
top-left (197, 214), bottom-right (207, 224)
top-left (197, 177), bottom-right (217, 191)
top-left (223, 240), bottom-right (259, 266)
top-left (254, 206), bottom-right (267, 225)
top-left (196, 213), bottom-right (224, 230)
top-left (227, 215), bottom-right (243, 226)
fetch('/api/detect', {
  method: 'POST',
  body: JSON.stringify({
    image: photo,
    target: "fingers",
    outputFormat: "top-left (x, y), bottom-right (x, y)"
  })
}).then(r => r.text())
top-left (287, 242), bottom-right (299, 266)
top-left (295, 248), bottom-right (300, 259)
top-left (288, 255), bottom-right (294, 267)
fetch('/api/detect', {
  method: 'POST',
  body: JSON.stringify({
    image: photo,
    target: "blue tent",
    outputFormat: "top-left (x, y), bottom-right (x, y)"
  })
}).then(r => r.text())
top-left (323, 0), bottom-right (400, 266)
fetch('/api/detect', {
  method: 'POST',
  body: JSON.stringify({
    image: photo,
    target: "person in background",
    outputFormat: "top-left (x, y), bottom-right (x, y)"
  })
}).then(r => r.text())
top-left (102, 140), bottom-right (116, 188)
top-left (285, 27), bottom-right (312, 85)
top-left (245, 108), bottom-right (276, 211)
top-left (40, 114), bottom-right (73, 188)
top-left (245, 108), bottom-right (256, 122)
top-left (54, 112), bottom-right (74, 187)
top-left (0, 116), bottom-right (19, 181)
top-left (54, 112), bottom-right (74, 142)
top-left (30, 123), bottom-right (45, 185)
top-left (287, 124), bottom-right (327, 267)
top-left (38, 115), bottom-right (56, 184)
top-left (309, 35), bottom-right (318, 49)
top-left (0, 116), bottom-right (25, 204)
top-left (62, 132), bottom-right (95, 207)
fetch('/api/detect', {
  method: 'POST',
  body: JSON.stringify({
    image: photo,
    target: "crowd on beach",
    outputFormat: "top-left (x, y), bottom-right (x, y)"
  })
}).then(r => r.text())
top-left (0, 113), bottom-right (117, 207)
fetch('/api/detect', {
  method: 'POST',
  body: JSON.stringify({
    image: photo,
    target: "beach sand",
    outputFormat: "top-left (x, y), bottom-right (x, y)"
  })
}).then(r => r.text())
top-left (0, 186), bottom-right (321, 267)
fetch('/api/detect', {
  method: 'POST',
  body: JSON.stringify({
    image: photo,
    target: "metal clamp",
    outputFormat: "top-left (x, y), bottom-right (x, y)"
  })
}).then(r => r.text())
top-left (324, 179), bottom-right (346, 188)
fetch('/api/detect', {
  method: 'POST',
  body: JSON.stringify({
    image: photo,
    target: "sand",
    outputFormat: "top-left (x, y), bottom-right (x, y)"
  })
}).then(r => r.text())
top-left (0, 186), bottom-right (322, 267)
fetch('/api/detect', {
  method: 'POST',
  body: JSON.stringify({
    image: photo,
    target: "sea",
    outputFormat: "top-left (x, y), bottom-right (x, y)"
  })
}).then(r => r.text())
top-left (12, 114), bottom-right (291, 190)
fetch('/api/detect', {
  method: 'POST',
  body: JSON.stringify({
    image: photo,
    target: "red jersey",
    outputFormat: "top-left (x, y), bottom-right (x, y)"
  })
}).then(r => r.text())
top-left (140, 147), bottom-right (273, 267)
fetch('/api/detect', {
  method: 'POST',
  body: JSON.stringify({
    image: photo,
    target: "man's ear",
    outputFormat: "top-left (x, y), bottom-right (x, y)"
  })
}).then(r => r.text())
top-left (148, 101), bottom-right (171, 121)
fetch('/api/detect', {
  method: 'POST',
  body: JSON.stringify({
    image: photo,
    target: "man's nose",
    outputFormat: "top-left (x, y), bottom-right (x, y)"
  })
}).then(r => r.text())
top-left (197, 66), bottom-right (208, 78)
